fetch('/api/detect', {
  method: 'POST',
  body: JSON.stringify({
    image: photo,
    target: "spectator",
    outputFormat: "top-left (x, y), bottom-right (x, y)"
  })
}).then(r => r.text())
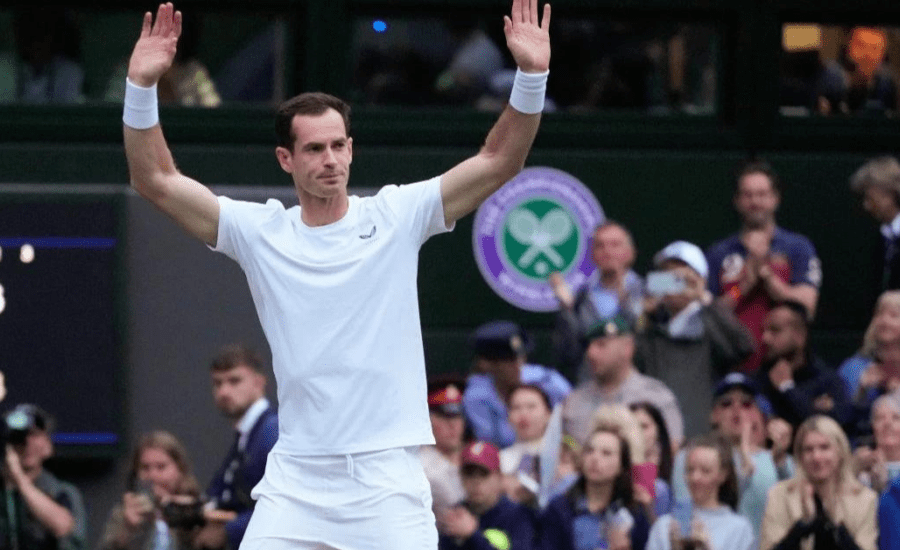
top-left (199, 345), bottom-right (278, 550)
top-left (434, 17), bottom-right (505, 105)
top-left (852, 328), bottom-right (900, 440)
top-left (0, 404), bottom-right (86, 550)
top-left (880, 474), bottom-right (900, 550)
top-left (463, 321), bottom-right (571, 449)
top-left (854, 393), bottom-right (900, 493)
top-left (438, 441), bottom-right (537, 550)
top-left (671, 373), bottom-right (779, 540)
top-left (817, 27), bottom-right (898, 116)
top-left (645, 434), bottom-right (754, 550)
top-left (706, 159), bottom-right (822, 373)
top-left (850, 157), bottom-right (900, 296)
top-left (539, 425), bottom-right (651, 550)
top-left (421, 377), bottom-right (468, 513)
top-left (589, 404), bottom-right (669, 523)
top-left (0, 8), bottom-right (84, 104)
top-left (100, 431), bottom-right (203, 550)
top-left (501, 384), bottom-right (554, 506)
top-left (105, 12), bottom-right (220, 107)
top-left (760, 415), bottom-right (878, 550)
top-left (636, 240), bottom-right (755, 437)
top-left (756, 301), bottom-right (851, 429)
top-left (839, 291), bottom-right (900, 402)
top-left (630, 402), bottom-right (675, 518)
top-left (550, 221), bottom-right (645, 381)
top-left (562, 312), bottom-right (684, 449)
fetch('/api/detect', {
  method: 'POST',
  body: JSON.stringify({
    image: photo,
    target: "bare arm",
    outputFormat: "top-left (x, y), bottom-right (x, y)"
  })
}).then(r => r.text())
top-left (124, 4), bottom-right (219, 246)
top-left (6, 448), bottom-right (74, 538)
top-left (440, 0), bottom-right (551, 225)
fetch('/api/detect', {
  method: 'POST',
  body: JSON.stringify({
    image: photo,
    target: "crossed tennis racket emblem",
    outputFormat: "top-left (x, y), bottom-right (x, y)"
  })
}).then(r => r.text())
top-left (506, 207), bottom-right (574, 269)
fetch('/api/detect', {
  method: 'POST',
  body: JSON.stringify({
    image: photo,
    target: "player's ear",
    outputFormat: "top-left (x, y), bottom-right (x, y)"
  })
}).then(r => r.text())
top-left (275, 146), bottom-right (293, 173)
top-left (347, 137), bottom-right (353, 164)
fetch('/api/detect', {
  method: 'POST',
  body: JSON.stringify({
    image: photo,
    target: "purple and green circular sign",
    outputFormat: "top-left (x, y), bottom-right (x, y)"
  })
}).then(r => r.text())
top-left (473, 167), bottom-right (605, 312)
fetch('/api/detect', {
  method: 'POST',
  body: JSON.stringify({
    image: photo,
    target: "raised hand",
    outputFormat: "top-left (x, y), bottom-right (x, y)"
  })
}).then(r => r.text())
top-left (127, 3), bottom-right (182, 87)
top-left (503, 0), bottom-right (551, 73)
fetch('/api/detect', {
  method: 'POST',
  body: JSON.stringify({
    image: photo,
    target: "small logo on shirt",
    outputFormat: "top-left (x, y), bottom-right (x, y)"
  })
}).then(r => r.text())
top-left (359, 225), bottom-right (376, 239)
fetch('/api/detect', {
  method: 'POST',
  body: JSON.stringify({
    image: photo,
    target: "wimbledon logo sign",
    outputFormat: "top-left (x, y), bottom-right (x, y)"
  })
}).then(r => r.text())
top-left (473, 167), bottom-right (605, 312)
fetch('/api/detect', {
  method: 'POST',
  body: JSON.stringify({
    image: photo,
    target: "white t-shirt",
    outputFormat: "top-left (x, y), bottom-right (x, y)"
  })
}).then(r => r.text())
top-left (214, 176), bottom-right (452, 455)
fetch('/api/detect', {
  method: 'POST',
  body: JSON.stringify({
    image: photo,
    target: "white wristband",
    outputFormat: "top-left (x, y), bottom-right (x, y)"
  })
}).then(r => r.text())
top-left (508, 68), bottom-right (548, 114)
top-left (123, 78), bottom-right (159, 130)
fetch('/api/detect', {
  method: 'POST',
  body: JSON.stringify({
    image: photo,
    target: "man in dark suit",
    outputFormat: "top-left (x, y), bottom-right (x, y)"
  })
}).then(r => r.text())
top-left (195, 344), bottom-right (278, 550)
top-left (850, 156), bottom-right (900, 297)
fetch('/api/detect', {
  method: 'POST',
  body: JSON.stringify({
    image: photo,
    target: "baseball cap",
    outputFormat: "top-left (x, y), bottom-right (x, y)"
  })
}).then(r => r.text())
top-left (428, 382), bottom-right (464, 416)
top-left (4, 404), bottom-right (51, 444)
top-left (713, 372), bottom-right (760, 399)
top-left (460, 441), bottom-right (501, 473)
top-left (585, 312), bottom-right (633, 340)
top-left (470, 321), bottom-right (533, 360)
top-left (653, 240), bottom-right (709, 279)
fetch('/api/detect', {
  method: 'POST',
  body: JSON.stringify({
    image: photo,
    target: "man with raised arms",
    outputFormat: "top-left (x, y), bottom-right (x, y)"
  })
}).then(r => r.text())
top-left (122, 1), bottom-right (550, 548)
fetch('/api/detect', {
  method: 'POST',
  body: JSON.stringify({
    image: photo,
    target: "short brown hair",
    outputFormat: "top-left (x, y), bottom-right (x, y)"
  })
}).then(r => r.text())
top-left (275, 92), bottom-right (352, 149)
top-left (735, 158), bottom-right (780, 195)
top-left (210, 344), bottom-right (265, 374)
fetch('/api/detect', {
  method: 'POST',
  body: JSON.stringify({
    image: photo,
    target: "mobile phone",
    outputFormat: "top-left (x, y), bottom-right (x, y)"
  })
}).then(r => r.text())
top-left (646, 271), bottom-right (686, 296)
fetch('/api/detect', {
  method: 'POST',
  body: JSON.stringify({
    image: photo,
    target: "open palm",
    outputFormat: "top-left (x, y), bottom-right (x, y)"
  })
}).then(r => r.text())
top-left (504, 0), bottom-right (551, 73)
top-left (127, 3), bottom-right (182, 86)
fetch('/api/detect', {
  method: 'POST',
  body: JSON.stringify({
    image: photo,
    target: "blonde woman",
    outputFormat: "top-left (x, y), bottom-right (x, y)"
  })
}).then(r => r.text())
top-left (839, 291), bottom-right (900, 402)
top-left (760, 415), bottom-right (878, 550)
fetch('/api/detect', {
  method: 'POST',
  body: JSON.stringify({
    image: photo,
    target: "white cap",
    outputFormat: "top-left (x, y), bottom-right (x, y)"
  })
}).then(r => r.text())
top-left (653, 240), bottom-right (708, 279)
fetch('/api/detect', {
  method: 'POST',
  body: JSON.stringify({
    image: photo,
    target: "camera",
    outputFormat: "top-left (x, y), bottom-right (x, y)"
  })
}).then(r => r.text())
top-left (160, 499), bottom-right (206, 529)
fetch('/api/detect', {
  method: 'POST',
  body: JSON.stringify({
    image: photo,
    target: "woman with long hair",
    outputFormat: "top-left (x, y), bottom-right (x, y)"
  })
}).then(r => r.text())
top-left (760, 416), bottom-right (878, 550)
top-left (539, 425), bottom-right (650, 550)
top-left (100, 431), bottom-right (203, 550)
top-left (630, 402), bottom-right (675, 517)
top-left (646, 434), bottom-right (753, 550)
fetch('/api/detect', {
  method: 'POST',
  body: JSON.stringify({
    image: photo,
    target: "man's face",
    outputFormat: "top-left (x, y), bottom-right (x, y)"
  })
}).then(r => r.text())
top-left (211, 364), bottom-right (266, 420)
top-left (461, 466), bottom-right (503, 512)
top-left (585, 335), bottom-right (634, 381)
top-left (762, 307), bottom-right (805, 361)
top-left (12, 429), bottom-right (52, 471)
top-left (481, 357), bottom-right (522, 388)
top-left (591, 225), bottom-right (635, 275)
top-left (430, 412), bottom-right (465, 455)
top-left (734, 172), bottom-right (779, 229)
top-left (862, 185), bottom-right (899, 225)
top-left (275, 109), bottom-right (353, 205)
top-left (848, 27), bottom-right (887, 80)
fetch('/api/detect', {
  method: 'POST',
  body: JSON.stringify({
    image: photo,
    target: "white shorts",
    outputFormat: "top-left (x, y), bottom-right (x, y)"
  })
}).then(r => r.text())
top-left (239, 446), bottom-right (437, 550)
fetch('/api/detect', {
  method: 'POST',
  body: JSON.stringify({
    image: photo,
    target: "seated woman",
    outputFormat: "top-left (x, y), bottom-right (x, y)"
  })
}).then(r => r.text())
top-left (100, 431), bottom-right (203, 550)
top-left (630, 402), bottom-right (675, 518)
top-left (838, 290), bottom-right (900, 414)
top-left (854, 393), bottom-right (900, 493)
top-left (501, 384), bottom-right (554, 505)
top-left (539, 425), bottom-right (650, 550)
top-left (760, 415), bottom-right (878, 550)
top-left (646, 434), bottom-right (754, 550)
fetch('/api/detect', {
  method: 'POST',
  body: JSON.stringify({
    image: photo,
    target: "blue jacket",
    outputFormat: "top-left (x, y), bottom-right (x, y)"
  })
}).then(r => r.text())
top-left (539, 488), bottom-right (650, 550)
top-left (880, 477), bottom-right (900, 550)
top-left (206, 405), bottom-right (278, 550)
top-left (439, 496), bottom-right (537, 550)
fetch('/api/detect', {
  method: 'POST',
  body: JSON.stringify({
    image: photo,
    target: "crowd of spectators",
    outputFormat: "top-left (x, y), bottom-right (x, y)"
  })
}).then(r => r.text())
top-left (422, 155), bottom-right (900, 550)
